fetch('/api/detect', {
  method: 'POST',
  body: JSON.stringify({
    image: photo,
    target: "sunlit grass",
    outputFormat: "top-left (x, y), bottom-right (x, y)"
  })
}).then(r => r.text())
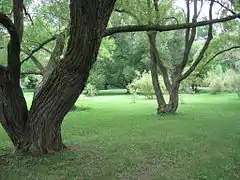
top-left (0, 93), bottom-right (240, 179)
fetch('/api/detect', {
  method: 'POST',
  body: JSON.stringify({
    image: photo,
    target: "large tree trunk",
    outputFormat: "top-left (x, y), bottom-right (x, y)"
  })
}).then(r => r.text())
top-left (0, 0), bottom-right (116, 155)
top-left (20, 0), bottom-right (116, 154)
top-left (34, 31), bottom-right (77, 111)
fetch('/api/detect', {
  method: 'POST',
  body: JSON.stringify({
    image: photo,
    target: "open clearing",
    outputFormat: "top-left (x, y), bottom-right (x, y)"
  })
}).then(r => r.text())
top-left (0, 93), bottom-right (240, 180)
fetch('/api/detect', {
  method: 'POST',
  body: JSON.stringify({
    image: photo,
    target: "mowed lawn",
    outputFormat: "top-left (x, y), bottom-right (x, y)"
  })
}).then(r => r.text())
top-left (0, 93), bottom-right (240, 180)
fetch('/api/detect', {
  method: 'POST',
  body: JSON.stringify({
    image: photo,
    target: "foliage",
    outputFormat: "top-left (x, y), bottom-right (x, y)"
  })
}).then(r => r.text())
top-left (205, 65), bottom-right (225, 94)
top-left (223, 69), bottom-right (240, 98)
top-left (205, 66), bottom-right (240, 96)
top-left (84, 83), bottom-right (98, 97)
top-left (20, 75), bottom-right (41, 89)
top-left (128, 71), bottom-right (166, 99)
top-left (180, 73), bottom-right (205, 94)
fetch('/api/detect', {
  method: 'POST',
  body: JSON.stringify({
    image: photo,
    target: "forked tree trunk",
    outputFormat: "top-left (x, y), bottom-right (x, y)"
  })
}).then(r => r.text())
top-left (148, 31), bottom-right (180, 114)
top-left (20, 0), bottom-right (116, 154)
top-left (158, 83), bottom-right (180, 114)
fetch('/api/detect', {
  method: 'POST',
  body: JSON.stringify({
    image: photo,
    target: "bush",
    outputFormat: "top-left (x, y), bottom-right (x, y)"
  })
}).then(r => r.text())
top-left (223, 69), bottom-right (240, 97)
top-left (127, 71), bottom-right (166, 99)
top-left (88, 73), bottom-right (106, 90)
top-left (205, 66), bottom-right (240, 96)
top-left (84, 83), bottom-right (97, 97)
top-left (205, 66), bottom-right (225, 94)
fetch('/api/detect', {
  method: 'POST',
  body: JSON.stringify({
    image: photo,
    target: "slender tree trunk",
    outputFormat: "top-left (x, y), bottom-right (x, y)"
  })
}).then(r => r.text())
top-left (147, 32), bottom-right (167, 113)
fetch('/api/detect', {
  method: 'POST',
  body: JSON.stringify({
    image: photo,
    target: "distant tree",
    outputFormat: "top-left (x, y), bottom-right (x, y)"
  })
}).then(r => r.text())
top-left (116, 0), bottom-right (240, 114)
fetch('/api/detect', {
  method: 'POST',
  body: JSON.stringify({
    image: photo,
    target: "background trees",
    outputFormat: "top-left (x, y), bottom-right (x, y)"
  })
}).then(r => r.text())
top-left (0, 0), bottom-right (239, 155)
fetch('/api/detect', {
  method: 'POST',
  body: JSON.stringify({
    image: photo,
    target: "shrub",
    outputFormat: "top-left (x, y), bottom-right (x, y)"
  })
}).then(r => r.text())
top-left (205, 66), bottom-right (225, 94)
top-left (205, 66), bottom-right (240, 96)
top-left (127, 71), bottom-right (166, 99)
top-left (223, 69), bottom-right (240, 98)
top-left (84, 83), bottom-right (98, 97)
top-left (88, 73), bottom-right (106, 90)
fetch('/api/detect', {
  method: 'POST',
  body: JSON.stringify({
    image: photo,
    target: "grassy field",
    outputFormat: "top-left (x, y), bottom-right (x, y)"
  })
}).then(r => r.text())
top-left (0, 93), bottom-right (240, 180)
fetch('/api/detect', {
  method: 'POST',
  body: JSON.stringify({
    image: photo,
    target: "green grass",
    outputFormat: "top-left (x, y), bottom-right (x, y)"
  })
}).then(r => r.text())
top-left (0, 93), bottom-right (240, 180)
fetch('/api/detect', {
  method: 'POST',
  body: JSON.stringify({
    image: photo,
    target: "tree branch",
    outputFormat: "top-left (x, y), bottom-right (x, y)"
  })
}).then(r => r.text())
top-left (179, 0), bottom-right (214, 82)
top-left (201, 45), bottom-right (240, 69)
top-left (40, 46), bottom-right (52, 54)
top-left (21, 49), bottom-right (45, 72)
top-left (25, 40), bottom-right (52, 54)
top-left (0, 12), bottom-right (21, 85)
top-left (212, 0), bottom-right (237, 15)
top-left (180, 0), bottom-right (198, 71)
top-left (103, 13), bottom-right (240, 37)
top-left (21, 35), bottom-right (56, 64)
top-left (23, 5), bottom-right (34, 25)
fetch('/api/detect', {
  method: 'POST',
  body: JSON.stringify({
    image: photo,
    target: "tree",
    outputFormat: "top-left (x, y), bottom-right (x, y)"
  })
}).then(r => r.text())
top-left (115, 0), bottom-right (240, 114)
top-left (0, 0), bottom-right (116, 154)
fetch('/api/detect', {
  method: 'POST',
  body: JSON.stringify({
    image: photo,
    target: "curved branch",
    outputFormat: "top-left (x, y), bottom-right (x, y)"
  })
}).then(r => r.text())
top-left (21, 49), bottom-right (45, 72)
top-left (23, 5), bottom-right (34, 25)
top-left (212, 0), bottom-right (237, 15)
top-left (104, 13), bottom-right (240, 37)
top-left (201, 45), bottom-right (240, 69)
top-left (21, 35), bottom-right (56, 64)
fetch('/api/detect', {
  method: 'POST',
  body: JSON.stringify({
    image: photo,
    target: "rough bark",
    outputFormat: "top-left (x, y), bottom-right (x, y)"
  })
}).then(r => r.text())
top-left (0, 12), bottom-right (28, 149)
top-left (33, 32), bottom-right (77, 111)
top-left (164, 83), bottom-right (179, 114)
